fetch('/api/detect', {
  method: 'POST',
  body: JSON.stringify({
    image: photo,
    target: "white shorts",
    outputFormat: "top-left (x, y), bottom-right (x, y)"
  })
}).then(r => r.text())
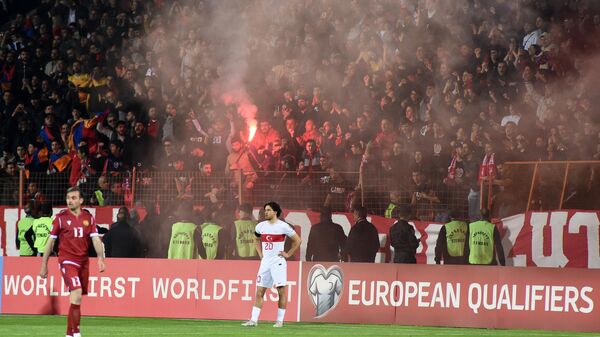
top-left (256, 257), bottom-right (287, 288)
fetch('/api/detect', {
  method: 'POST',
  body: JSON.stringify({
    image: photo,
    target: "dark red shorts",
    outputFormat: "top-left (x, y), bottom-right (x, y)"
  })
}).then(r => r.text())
top-left (59, 261), bottom-right (89, 295)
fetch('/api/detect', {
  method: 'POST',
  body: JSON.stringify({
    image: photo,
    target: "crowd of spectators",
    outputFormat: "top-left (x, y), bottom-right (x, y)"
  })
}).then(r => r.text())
top-left (1, 0), bottom-right (600, 221)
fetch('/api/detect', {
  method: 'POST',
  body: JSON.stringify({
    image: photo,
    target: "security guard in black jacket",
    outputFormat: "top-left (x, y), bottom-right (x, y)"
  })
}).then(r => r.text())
top-left (389, 206), bottom-right (420, 263)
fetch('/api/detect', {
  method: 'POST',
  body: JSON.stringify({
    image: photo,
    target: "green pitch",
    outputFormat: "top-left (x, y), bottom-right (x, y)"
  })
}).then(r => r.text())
top-left (0, 315), bottom-right (598, 337)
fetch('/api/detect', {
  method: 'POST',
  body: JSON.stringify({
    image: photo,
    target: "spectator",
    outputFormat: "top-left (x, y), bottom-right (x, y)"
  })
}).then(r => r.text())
top-left (128, 121), bottom-right (154, 170)
top-left (162, 103), bottom-right (184, 144)
top-left (6, 108), bottom-right (36, 153)
top-left (225, 137), bottom-right (257, 196)
top-left (322, 168), bottom-right (353, 212)
top-left (47, 139), bottom-right (71, 174)
top-left (300, 119), bottom-right (322, 147)
top-left (107, 180), bottom-right (125, 206)
top-left (69, 145), bottom-right (95, 189)
top-left (159, 138), bottom-right (185, 171)
top-left (146, 107), bottom-right (162, 140)
top-left (343, 206), bottom-right (379, 263)
top-left (279, 117), bottom-right (302, 161)
top-left (0, 161), bottom-right (19, 205)
top-left (374, 119), bottom-right (399, 153)
top-left (24, 181), bottom-right (46, 216)
top-left (135, 203), bottom-right (165, 258)
top-left (39, 110), bottom-right (60, 149)
top-left (409, 170), bottom-right (440, 220)
top-left (207, 117), bottom-right (235, 171)
top-left (0, 0), bottom-right (597, 223)
top-left (249, 120), bottom-right (281, 155)
top-left (103, 207), bottom-right (143, 258)
top-left (305, 207), bottom-right (346, 262)
top-left (196, 162), bottom-right (224, 208)
top-left (478, 143), bottom-right (498, 183)
top-left (500, 103), bottom-right (522, 127)
top-left (298, 140), bottom-right (322, 177)
top-left (91, 175), bottom-right (115, 206)
top-left (103, 139), bottom-right (128, 173)
top-left (389, 206), bottom-right (419, 264)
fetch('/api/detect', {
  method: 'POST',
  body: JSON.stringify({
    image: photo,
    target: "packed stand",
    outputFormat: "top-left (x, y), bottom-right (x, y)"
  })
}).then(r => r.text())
top-left (0, 0), bottom-right (599, 223)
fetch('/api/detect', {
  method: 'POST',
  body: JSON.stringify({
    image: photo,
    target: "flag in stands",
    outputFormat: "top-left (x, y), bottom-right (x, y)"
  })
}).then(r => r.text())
top-left (39, 126), bottom-right (56, 148)
top-left (68, 112), bottom-right (105, 153)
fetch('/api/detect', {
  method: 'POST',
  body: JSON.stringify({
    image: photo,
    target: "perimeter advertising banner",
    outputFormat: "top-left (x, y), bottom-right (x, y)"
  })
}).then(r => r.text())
top-left (1, 207), bottom-right (599, 268)
top-left (299, 263), bottom-right (600, 332)
top-left (0, 256), bottom-right (3, 313)
top-left (1, 258), bottom-right (298, 321)
top-left (3, 258), bottom-right (600, 332)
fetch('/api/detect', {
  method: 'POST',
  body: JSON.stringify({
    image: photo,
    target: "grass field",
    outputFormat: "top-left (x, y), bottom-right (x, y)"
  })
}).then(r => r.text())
top-left (1, 315), bottom-right (599, 337)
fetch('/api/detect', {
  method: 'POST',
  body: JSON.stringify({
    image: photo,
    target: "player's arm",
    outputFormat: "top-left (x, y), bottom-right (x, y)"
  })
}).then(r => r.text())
top-left (39, 236), bottom-right (56, 278)
top-left (91, 236), bottom-right (106, 272)
top-left (279, 233), bottom-right (301, 259)
top-left (254, 232), bottom-right (263, 259)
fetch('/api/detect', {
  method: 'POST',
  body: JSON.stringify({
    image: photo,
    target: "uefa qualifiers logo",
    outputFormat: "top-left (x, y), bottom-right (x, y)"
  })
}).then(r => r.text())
top-left (307, 264), bottom-right (343, 318)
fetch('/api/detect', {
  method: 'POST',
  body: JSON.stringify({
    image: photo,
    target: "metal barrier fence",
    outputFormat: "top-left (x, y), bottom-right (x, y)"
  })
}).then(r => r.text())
top-left (481, 161), bottom-right (600, 219)
top-left (13, 168), bottom-right (471, 220)
top-left (13, 161), bottom-right (599, 220)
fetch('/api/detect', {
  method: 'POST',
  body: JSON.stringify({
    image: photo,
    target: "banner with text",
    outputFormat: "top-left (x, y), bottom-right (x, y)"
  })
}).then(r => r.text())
top-left (1, 258), bottom-right (298, 321)
top-left (1, 207), bottom-right (599, 268)
top-left (299, 262), bottom-right (600, 332)
top-left (2, 258), bottom-right (600, 332)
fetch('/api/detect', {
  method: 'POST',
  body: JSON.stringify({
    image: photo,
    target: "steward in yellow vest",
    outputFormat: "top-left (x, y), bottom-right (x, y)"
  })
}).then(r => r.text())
top-left (201, 222), bottom-right (226, 260)
top-left (17, 209), bottom-right (36, 256)
top-left (434, 209), bottom-right (467, 264)
top-left (167, 203), bottom-right (206, 259)
top-left (33, 203), bottom-right (53, 256)
top-left (384, 191), bottom-right (401, 218)
top-left (465, 209), bottom-right (505, 265)
top-left (231, 204), bottom-right (259, 260)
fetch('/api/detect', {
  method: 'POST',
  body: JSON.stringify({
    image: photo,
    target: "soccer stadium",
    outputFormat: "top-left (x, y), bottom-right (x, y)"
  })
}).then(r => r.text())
top-left (0, 0), bottom-right (600, 336)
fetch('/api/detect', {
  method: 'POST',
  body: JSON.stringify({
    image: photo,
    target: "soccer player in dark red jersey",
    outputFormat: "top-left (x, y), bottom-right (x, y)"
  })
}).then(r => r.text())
top-left (39, 186), bottom-right (106, 337)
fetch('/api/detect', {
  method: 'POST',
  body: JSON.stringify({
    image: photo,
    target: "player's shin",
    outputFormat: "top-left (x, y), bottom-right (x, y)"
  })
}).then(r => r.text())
top-left (277, 308), bottom-right (286, 322)
top-left (66, 305), bottom-right (73, 336)
top-left (251, 306), bottom-right (261, 322)
top-left (70, 304), bottom-right (81, 333)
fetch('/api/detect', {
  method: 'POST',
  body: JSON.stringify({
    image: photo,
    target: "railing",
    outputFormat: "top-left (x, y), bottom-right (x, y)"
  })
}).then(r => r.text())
top-left (481, 161), bottom-right (600, 219)
top-left (14, 168), bottom-right (470, 220)
top-left (14, 161), bottom-right (599, 221)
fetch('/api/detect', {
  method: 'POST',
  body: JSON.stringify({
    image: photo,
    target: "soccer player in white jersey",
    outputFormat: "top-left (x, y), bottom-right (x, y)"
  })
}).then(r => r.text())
top-left (242, 201), bottom-right (301, 328)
